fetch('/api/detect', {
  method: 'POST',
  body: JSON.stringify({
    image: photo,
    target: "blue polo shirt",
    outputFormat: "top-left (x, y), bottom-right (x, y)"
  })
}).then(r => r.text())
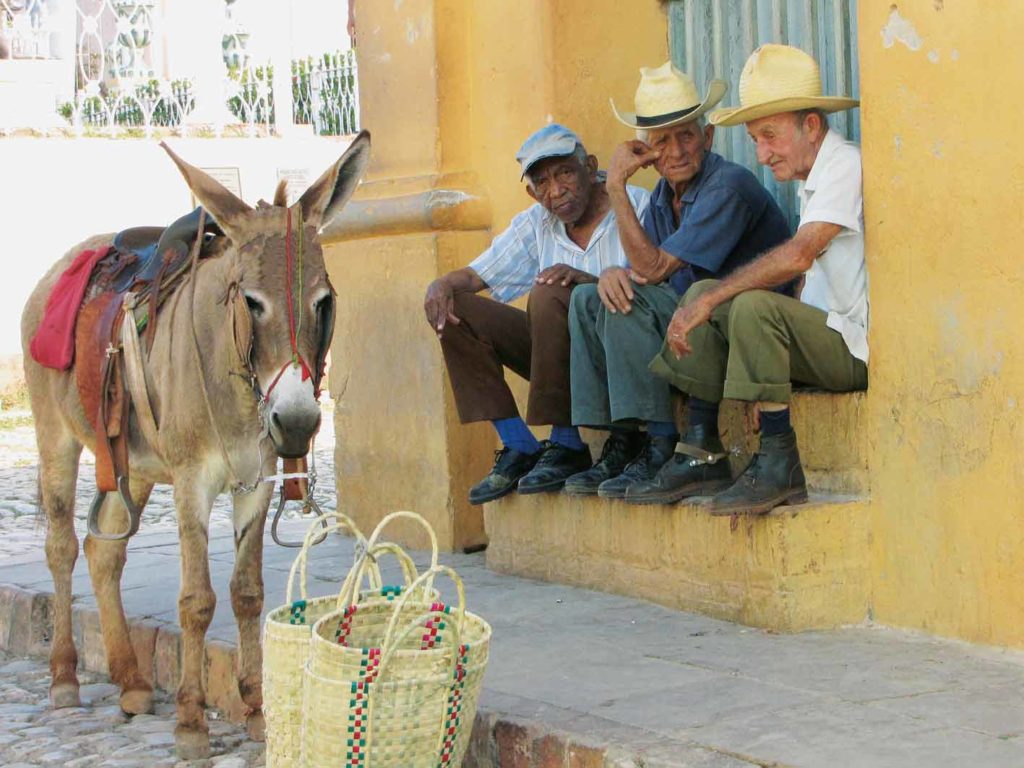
top-left (641, 151), bottom-right (792, 295)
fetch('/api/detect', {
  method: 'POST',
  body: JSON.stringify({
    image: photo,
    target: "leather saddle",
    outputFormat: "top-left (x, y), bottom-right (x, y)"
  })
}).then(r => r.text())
top-left (75, 207), bottom-right (220, 540)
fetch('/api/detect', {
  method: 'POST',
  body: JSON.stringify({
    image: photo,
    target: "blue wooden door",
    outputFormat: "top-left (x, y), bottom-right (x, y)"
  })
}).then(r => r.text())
top-left (668, 0), bottom-right (860, 227)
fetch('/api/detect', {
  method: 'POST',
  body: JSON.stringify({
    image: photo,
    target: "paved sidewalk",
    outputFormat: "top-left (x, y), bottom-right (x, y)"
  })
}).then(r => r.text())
top-left (1, 408), bottom-right (1024, 767)
top-left (2, 514), bottom-right (1024, 768)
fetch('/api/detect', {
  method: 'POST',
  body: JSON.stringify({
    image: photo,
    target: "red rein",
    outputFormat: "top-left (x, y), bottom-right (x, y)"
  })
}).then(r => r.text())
top-left (264, 208), bottom-right (315, 402)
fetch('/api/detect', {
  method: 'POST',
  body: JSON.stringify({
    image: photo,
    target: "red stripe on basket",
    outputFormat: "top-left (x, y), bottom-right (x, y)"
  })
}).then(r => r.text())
top-left (435, 644), bottom-right (470, 768)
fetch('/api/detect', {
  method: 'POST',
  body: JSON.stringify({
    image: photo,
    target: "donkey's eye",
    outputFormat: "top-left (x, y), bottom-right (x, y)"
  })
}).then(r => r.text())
top-left (244, 293), bottom-right (266, 319)
top-left (314, 294), bottom-right (333, 319)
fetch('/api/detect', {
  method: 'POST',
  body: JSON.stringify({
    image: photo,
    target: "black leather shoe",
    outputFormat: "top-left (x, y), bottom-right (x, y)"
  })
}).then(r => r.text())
top-left (708, 429), bottom-right (808, 516)
top-left (625, 425), bottom-right (733, 505)
top-left (564, 431), bottom-right (645, 496)
top-left (517, 440), bottom-right (593, 494)
top-left (468, 447), bottom-right (541, 505)
top-left (597, 434), bottom-right (677, 499)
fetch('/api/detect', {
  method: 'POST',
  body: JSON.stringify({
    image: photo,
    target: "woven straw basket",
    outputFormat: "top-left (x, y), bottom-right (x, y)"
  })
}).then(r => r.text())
top-left (302, 513), bottom-right (492, 768)
top-left (262, 512), bottom-right (438, 768)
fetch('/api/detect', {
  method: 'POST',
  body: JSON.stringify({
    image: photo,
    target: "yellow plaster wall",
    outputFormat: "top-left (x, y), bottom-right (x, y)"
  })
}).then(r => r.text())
top-left (327, 0), bottom-right (669, 550)
top-left (456, 0), bottom-right (669, 234)
top-left (859, 2), bottom-right (1024, 646)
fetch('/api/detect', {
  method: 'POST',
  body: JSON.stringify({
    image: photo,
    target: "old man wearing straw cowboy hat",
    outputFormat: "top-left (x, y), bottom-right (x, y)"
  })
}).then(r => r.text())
top-left (562, 61), bottom-right (791, 500)
top-left (637, 43), bottom-right (868, 516)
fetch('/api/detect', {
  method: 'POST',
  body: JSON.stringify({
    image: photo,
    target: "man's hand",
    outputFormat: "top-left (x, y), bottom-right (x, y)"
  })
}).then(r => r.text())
top-left (424, 278), bottom-right (460, 337)
top-left (607, 140), bottom-right (660, 189)
top-left (666, 296), bottom-right (713, 358)
top-left (597, 267), bottom-right (648, 314)
top-left (535, 264), bottom-right (593, 287)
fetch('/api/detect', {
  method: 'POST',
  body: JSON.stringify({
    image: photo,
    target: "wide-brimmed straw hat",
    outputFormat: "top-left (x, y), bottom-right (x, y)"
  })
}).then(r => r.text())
top-left (710, 44), bottom-right (859, 127)
top-left (611, 61), bottom-right (727, 130)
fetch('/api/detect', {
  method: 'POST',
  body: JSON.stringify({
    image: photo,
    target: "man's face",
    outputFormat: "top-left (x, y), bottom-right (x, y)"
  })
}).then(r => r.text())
top-left (648, 121), bottom-right (714, 187)
top-left (526, 154), bottom-right (596, 224)
top-left (746, 112), bottom-right (820, 182)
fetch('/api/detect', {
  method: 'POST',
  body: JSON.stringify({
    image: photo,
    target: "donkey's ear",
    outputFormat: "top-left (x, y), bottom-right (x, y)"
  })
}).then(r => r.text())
top-left (296, 130), bottom-right (371, 229)
top-left (160, 141), bottom-right (252, 237)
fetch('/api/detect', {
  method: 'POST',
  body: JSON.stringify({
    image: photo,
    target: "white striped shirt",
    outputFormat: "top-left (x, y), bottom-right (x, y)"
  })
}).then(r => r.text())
top-left (469, 185), bottom-right (650, 303)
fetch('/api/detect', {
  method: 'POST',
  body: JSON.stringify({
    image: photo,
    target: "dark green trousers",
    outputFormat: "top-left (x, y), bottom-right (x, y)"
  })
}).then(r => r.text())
top-left (649, 280), bottom-right (867, 403)
top-left (569, 282), bottom-right (680, 426)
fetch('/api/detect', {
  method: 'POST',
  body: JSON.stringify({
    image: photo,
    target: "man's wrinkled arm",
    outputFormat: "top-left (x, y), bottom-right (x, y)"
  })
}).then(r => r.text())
top-left (441, 267), bottom-right (487, 295)
top-left (608, 185), bottom-right (682, 283)
top-left (693, 222), bottom-right (841, 309)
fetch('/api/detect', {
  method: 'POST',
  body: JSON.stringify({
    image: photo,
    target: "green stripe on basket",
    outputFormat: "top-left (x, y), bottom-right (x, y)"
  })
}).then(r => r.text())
top-left (288, 600), bottom-right (308, 625)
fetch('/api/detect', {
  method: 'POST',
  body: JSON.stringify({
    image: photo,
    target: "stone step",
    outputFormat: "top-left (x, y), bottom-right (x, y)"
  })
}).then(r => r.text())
top-left (484, 491), bottom-right (871, 632)
top-left (685, 389), bottom-right (869, 496)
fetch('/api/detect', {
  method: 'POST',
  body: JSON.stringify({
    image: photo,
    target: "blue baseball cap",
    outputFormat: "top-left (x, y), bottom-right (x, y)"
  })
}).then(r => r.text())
top-left (515, 123), bottom-right (582, 180)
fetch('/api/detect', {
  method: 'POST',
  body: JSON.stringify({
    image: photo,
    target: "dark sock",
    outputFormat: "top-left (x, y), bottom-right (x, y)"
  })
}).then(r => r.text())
top-left (646, 420), bottom-right (679, 439)
top-left (760, 407), bottom-right (792, 437)
top-left (687, 397), bottom-right (720, 435)
top-left (550, 425), bottom-right (585, 451)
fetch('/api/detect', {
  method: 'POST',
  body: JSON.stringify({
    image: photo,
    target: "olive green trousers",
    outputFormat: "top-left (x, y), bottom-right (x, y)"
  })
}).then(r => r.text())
top-left (649, 280), bottom-right (867, 403)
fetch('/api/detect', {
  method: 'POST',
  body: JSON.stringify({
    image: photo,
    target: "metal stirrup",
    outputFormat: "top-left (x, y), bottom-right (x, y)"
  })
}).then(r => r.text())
top-left (271, 491), bottom-right (328, 548)
top-left (86, 478), bottom-right (145, 541)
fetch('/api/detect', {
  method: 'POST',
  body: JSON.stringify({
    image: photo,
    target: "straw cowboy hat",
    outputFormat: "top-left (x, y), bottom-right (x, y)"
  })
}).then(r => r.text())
top-left (611, 61), bottom-right (727, 129)
top-left (710, 44), bottom-right (859, 126)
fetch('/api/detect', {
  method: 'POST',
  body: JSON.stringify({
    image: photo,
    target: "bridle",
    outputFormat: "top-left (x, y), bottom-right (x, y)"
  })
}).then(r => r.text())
top-left (194, 207), bottom-right (334, 545)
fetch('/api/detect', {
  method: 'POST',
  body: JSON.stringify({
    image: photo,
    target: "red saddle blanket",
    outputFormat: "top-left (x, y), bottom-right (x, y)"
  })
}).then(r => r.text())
top-left (29, 246), bottom-right (112, 370)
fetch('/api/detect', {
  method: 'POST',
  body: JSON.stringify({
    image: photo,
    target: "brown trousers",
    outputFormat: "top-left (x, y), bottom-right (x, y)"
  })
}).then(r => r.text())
top-left (439, 282), bottom-right (573, 425)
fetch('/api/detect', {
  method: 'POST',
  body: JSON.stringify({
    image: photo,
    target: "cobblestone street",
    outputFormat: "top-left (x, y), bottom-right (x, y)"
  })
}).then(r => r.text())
top-left (0, 651), bottom-right (262, 767)
top-left (0, 407), bottom-right (336, 559)
top-left (0, 405), bottom-right (337, 767)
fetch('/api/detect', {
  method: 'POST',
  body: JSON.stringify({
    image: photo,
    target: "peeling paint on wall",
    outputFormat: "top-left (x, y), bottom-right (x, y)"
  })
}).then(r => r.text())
top-left (928, 49), bottom-right (940, 64)
top-left (882, 8), bottom-right (923, 51)
top-left (426, 189), bottom-right (476, 209)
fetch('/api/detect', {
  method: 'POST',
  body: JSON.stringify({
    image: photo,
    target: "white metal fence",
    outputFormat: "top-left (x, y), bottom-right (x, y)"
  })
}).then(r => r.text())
top-left (0, 0), bottom-right (359, 137)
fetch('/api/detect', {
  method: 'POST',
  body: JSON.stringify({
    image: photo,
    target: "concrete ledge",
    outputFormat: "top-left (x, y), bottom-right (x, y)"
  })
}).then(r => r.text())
top-left (484, 493), bottom-right (872, 632)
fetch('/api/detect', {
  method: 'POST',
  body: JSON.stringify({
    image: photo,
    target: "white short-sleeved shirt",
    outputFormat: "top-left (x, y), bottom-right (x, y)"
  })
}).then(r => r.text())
top-left (469, 184), bottom-right (650, 304)
top-left (798, 130), bottom-right (870, 363)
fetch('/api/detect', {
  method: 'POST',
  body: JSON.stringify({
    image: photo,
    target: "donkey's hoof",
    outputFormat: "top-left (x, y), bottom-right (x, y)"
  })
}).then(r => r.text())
top-left (246, 710), bottom-right (266, 742)
top-left (50, 682), bottom-right (81, 709)
top-left (119, 687), bottom-right (154, 715)
top-left (174, 727), bottom-right (211, 761)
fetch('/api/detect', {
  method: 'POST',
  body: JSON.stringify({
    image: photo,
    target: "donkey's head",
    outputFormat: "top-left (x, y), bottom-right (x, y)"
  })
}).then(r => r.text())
top-left (161, 132), bottom-right (371, 458)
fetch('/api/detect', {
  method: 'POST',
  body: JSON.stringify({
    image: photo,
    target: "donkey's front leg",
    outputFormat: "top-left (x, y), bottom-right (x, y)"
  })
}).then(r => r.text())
top-left (173, 480), bottom-right (218, 760)
top-left (230, 477), bottom-right (273, 742)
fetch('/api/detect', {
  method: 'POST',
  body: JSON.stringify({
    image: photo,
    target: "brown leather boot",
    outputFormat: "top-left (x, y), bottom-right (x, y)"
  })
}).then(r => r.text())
top-left (707, 429), bottom-right (807, 516)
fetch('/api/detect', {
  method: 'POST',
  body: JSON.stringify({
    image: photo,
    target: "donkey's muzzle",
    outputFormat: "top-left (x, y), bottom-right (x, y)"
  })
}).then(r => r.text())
top-left (269, 408), bottom-right (322, 459)
top-left (265, 364), bottom-right (323, 459)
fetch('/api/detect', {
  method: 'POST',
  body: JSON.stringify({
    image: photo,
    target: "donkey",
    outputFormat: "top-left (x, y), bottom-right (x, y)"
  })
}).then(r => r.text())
top-left (20, 131), bottom-right (370, 759)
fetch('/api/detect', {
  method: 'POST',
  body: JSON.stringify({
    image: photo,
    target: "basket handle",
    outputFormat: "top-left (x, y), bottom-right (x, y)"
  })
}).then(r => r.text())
top-left (334, 511), bottom-right (440, 611)
top-left (285, 512), bottom-right (367, 604)
top-left (364, 511), bottom-right (440, 572)
top-left (332, 540), bottom-right (425, 611)
top-left (380, 564), bottom-right (467, 654)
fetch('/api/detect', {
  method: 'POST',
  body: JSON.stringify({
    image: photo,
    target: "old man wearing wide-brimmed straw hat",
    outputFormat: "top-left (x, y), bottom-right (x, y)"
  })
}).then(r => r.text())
top-left (639, 43), bottom-right (868, 516)
top-left (562, 61), bottom-right (791, 501)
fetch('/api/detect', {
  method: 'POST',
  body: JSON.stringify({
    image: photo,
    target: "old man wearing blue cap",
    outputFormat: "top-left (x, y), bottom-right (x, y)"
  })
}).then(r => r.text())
top-left (563, 62), bottom-right (792, 501)
top-left (424, 124), bottom-right (649, 505)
